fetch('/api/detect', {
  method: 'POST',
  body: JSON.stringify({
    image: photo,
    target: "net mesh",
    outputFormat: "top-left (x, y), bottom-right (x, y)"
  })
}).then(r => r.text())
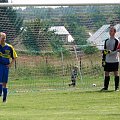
top-left (0, 4), bottom-right (120, 92)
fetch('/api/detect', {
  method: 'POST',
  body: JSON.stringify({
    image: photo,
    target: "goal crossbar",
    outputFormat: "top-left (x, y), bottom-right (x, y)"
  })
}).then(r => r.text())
top-left (0, 3), bottom-right (120, 7)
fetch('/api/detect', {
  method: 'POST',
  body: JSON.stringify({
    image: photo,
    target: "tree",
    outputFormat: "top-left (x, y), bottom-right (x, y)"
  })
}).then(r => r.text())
top-left (83, 45), bottom-right (99, 54)
top-left (64, 15), bottom-right (88, 45)
top-left (22, 19), bottom-right (48, 52)
top-left (0, 0), bottom-right (23, 43)
top-left (90, 12), bottom-right (107, 29)
top-left (50, 34), bottom-right (64, 53)
top-left (22, 18), bottom-right (68, 54)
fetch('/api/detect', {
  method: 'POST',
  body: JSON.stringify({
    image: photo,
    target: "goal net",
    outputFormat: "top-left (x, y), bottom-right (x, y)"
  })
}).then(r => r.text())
top-left (0, 3), bottom-right (119, 92)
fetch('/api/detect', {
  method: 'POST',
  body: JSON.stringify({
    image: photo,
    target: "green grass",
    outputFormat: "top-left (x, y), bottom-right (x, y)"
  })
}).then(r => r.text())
top-left (2, 64), bottom-right (120, 120)
top-left (0, 89), bottom-right (120, 120)
top-left (2, 53), bottom-right (119, 119)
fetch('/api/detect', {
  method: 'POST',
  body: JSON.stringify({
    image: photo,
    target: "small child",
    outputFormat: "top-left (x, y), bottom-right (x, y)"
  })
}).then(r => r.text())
top-left (69, 66), bottom-right (78, 87)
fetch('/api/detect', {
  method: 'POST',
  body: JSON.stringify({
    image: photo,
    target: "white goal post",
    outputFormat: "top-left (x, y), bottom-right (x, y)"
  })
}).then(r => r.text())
top-left (0, 2), bottom-right (120, 7)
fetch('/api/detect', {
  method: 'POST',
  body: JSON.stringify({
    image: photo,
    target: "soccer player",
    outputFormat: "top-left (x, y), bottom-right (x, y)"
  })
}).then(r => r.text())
top-left (101, 26), bottom-right (120, 91)
top-left (69, 66), bottom-right (78, 87)
top-left (0, 32), bottom-right (17, 102)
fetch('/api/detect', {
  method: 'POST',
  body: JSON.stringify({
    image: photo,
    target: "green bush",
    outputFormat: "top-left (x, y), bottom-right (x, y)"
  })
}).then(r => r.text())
top-left (83, 45), bottom-right (99, 54)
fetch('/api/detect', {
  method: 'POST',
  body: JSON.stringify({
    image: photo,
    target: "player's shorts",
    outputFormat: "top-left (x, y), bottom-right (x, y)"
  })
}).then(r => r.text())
top-left (104, 62), bottom-right (119, 72)
top-left (0, 64), bottom-right (9, 83)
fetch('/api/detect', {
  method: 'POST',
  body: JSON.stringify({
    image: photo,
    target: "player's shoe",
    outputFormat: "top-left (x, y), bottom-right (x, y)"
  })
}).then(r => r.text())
top-left (3, 97), bottom-right (7, 103)
top-left (100, 88), bottom-right (108, 91)
top-left (115, 88), bottom-right (119, 92)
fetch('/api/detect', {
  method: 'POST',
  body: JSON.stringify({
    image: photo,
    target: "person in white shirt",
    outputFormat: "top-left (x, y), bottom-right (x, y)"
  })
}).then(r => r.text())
top-left (101, 26), bottom-right (120, 91)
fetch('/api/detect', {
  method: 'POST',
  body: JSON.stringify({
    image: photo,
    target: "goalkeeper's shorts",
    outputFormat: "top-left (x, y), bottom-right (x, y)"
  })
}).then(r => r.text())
top-left (104, 62), bottom-right (119, 72)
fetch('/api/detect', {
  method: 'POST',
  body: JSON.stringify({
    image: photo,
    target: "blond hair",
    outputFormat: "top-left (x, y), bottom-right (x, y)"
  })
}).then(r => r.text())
top-left (0, 32), bottom-right (6, 39)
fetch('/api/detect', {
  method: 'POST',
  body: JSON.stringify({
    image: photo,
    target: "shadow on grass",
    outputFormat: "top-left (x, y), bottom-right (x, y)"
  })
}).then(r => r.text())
top-left (80, 90), bottom-right (116, 93)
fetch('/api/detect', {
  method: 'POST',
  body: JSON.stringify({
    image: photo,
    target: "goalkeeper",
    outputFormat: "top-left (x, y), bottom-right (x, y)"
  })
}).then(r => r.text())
top-left (0, 32), bottom-right (17, 102)
top-left (69, 66), bottom-right (78, 87)
top-left (101, 26), bottom-right (120, 91)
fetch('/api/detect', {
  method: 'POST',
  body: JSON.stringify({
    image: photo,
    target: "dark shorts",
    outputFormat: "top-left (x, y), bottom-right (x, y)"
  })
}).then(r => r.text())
top-left (0, 64), bottom-right (9, 83)
top-left (104, 62), bottom-right (119, 72)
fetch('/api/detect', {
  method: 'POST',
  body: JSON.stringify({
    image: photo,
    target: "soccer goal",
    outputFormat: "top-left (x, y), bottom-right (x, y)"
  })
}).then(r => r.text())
top-left (0, 3), bottom-right (119, 92)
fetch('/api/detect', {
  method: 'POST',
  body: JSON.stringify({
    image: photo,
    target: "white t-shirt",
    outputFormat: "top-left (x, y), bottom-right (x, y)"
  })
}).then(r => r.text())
top-left (105, 37), bottom-right (119, 63)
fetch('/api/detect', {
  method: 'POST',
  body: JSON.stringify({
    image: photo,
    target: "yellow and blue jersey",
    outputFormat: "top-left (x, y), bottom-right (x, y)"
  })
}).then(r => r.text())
top-left (0, 43), bottom-right (17, 65)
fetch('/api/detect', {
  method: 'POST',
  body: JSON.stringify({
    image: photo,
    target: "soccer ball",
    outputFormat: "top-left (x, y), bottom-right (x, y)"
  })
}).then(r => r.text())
top-left (92, 84), bottom-right (96, 87)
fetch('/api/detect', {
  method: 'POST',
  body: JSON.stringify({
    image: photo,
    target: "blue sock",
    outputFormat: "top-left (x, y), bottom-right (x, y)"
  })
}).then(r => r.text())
top-left (3, 88), bottom-right (8, 102)
top-left (0, 84), bottom-right (2, 96)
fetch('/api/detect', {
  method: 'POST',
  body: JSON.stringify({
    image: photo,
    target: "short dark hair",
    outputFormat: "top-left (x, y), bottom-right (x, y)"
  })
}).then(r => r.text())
top-left (109, 26), bottom-right (116, 33)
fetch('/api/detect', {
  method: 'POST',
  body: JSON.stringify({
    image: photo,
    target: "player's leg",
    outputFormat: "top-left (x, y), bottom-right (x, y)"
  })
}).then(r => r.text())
top-left (113, 62), bottom-right (119, 91)
top-left (101, 62), bottom-right (111, 91)
top-left (0, 83), bottom-right (2, 96)
top-left (101, 71), bottom-right (110, 91)
top-left (114, 71), bottom-right (119, 91)
top-left (104, 75), bottom-right (110, 90)
top-left (71, 79), bottom-right (75, 87)
top-left (2, 83), bottom-right (7, 102)
top-left (69, 80), bottom-right (73, 86)
top-left (2, 66), bottom-right (9, 102)
top-left (0, 64), bottom-right (3, 96)
top-left (69, 76), bottom-right (73, 86)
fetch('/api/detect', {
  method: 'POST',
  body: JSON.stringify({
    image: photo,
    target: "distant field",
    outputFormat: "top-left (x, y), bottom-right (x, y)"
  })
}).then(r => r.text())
top-left (0, 89), bottom-right (120, 120)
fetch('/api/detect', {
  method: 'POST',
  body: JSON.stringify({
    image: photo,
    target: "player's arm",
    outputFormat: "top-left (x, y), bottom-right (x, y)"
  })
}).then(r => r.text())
top-left (7, 45), bottom-right (17, 68)
top-left (103, 49), bottom-right (119, 55)
top-left (116, 41), bottom-right (120, 52)
top-left (102, 49), bottom-right (109, 67)
top-left (8, 58), bottom-right (17, 68)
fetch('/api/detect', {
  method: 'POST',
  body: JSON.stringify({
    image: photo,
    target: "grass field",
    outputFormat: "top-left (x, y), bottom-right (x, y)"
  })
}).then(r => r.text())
top-left (0, 53), bottom-right (119, 120)
top-left (0, 88), bottom-right (120, 120)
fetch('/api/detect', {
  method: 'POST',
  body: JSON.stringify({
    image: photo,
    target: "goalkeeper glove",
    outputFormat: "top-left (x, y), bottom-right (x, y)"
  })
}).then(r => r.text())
top-left (102, 60), bottom-right (106, 67)
top-left (102, 49), bottom-right (111, 55)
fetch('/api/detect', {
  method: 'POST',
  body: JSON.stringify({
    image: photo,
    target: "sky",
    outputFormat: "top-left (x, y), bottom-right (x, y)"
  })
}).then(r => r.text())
top-left (9, 0), bottom-right (120, 4)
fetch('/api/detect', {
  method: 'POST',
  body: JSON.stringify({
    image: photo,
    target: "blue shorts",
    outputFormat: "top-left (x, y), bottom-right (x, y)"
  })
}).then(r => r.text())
top-left (0, 64), bottom-right (9, 83)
